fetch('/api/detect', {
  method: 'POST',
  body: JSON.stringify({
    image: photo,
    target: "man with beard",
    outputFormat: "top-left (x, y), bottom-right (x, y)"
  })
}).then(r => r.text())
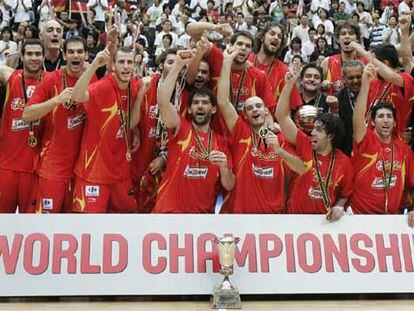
top-left (23, 36), bottom-right (97, 213)
top-left (248, 23), bottom-right (302, 110)
top-left (71, 44), bottom-right (147, 213)
top-left (0, 39), bottom-right (46, 213)
top-left (218, 48), bottom-right (306, 214)
top-left (334, 60), bottom-right (363, 156)
top-left (186, 24), bottom-right (275, 131)
top-left (152, 50), bottom-right (235, 213)
top-left (351, 63), bottom-right (414, 223)
top-left (40, 20), bottom-right (65, 71)
top-left (276, 67), bottom-right (353, 220)
top-left (351, 42), bottom-right (414, 139)
top-left (321, 21), bottom-right (366, 94)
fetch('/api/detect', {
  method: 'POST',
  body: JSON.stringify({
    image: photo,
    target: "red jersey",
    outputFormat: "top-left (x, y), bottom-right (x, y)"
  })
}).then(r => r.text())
top-left (153, 117), bottom-right (232, 213)
top-left (349, 129), bottom-right (414, 214)
top-left (207, 45), bottom-right (275, 133)
top-left (288, 130), bottom-right (354, 214)
top-left (28, 69), bottom-right (97, 182)
top-left (74, 74), bottom-right (141, 184)
top-left (326, 53), bottom-right (368, 94)
top-left (367, 73), bottom-right (414, 137)
top-left (0, 70), bottom-right (45, 172)
top-left (221, 117), bottom-right (290, 214)
top-left (249, 54), bottom-right (302, 110)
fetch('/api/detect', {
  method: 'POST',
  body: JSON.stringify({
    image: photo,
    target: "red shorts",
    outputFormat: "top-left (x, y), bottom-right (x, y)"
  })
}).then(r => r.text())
top-left (72, 177), bottom-right (138, 213)
top-left (36, 176), bottom-right (73, 213)
top-left (0, 168), bottom-right (37, 213)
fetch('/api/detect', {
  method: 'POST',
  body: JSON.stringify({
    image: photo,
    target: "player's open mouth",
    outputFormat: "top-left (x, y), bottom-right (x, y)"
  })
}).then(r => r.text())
top-left (51, 39), bottom-right (59, 44)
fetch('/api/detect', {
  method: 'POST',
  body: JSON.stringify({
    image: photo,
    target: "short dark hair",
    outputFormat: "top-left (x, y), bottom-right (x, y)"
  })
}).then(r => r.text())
top-left (189, 87), bottom-right (217, 107)
top-left (290, 36), bottom-right (302, 47)
top-left (156, 47), bottom-right (180, 65)
top-left (335, 21), bottom-right (361, 42)
top-left (162, 33), bottom-right (173, 44)
top-left (370, 102), bottom-right (396, 121)
top-left (300, 62), bottom-right (323, 80)
top-left (22, 39), bottom-right (45, 56)
top-left (230, 30), bottom-right (254, 47)
top-left (1, 27), bottom-right (11, 35)
top-left (63, 35), bottom-right (86, 53)
top-left (315, 113), bottom-right (345, 149)
top-left (115, 46), bottom-right (135, 60)
top-left (373, 45), bottom-right (401, 69)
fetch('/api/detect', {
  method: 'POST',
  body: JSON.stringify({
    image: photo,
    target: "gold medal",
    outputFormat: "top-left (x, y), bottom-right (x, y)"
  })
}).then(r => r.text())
top-left (259, 126), bottom-right (269, 139)
top-left (126, 151), bottom-right (132, 162)
top-left (28, 135), bottom-right (37, 148)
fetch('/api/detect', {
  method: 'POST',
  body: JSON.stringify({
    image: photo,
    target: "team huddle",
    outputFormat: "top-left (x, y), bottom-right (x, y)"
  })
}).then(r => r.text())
top-left (0, 18), bottom-right (413, 225)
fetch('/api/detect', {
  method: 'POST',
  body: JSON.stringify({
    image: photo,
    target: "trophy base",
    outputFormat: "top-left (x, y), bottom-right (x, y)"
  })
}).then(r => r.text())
top-left (211, 277), bottom-right (242, 309)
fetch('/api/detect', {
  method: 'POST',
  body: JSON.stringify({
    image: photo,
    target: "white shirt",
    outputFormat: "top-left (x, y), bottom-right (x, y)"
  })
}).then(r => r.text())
top-left (87, 0), bottom-right (108, 22)
top-left (302, 41), bottom-right (316, 61)
top-left (147, 4), bottom-right (163, 28)
top-left (189, 0), bottom-right (208, 19)
top-left (14, 0), bottom-right (31, 23)
top-left (0, 40), bottom-right (17, 65)
top-left (292, 25), bottom-right (310, 43)
top-left (398, 1), bottom-right (410, 15)
top-left (315, 19), bottom-right (334, 45)
top-left (154, 31), bottom-right (179, 47)
top-left (177, 33), bottom-right (192, 49)
top-left (358, 11), bottom-right (372, 39)
top-left (310, 0), bottom-right (330, 13)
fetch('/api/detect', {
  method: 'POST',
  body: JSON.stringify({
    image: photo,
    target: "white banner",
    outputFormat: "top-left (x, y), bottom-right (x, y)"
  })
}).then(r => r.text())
top-left (0, 214), bottom-right (413, 296)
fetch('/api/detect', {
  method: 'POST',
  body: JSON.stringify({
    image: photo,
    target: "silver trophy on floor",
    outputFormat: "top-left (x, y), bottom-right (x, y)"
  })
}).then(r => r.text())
top-left (211, 236), bottom-right (242, 309)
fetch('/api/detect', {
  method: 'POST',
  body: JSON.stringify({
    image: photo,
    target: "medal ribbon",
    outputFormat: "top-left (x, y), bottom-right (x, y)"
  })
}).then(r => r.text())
top-left (21, 71), bottom-right (42, 148)
top-left (193, 125), bottom-right (212, 158)
top-left (365, 81), bottom-right (392, 121)
top-left (116, 83), bottom-right (132, 162)
top-left (381, 143), bottom-right (394, 213)
top-left (313, 149), bottom-right (336, 214)
top-left (230, 67), bottom-right (247, 109)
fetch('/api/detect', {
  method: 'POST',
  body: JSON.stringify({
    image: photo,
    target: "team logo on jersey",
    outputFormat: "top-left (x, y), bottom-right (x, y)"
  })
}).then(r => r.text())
top-left (149, 105), bottom-right (159, 119)
top-left (42, 198), bottom-right (53, 210)
top-left (11, 118), bottom-right (40, 131)
top-left (308, 187), bottom-right (323, 200)
top-left (11, 98), bottom-right (25, 111)
top-left (85, 185), bottom-right (100, 197)
top-left (371, 176), bottom-right (397, 189)
top-left (184, 165), bottom-right (208, 179)
top-left (252, 164), bottom-right (274, 179)
top-left (67, 113), bottom-right (84, 130)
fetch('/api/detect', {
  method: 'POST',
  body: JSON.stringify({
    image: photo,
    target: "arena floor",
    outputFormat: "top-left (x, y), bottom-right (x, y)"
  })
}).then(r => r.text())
top-left (1, 297), bottom-right (414, 311)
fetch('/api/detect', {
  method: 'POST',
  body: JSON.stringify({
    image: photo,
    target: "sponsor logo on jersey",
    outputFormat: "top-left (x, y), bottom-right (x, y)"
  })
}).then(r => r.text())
top-left (371, 175), bottom-right (397, 189)
top-left (252, 163), bottom-right (274, 179)
top-left (184, 165), bottom-right (208, 179)
top-left (189, 146), bottom-right (209, 160)
top-left (26, 85), bottom-right (36, 99)
top-left (42, 198), bottom-right (53, 210)
top-left (375, 160), bottom-right (403, 172)
top-left (67, 113), bottom-right (84, 130)
top-left (308, 187), bottom-right (323, 200)
top-left (11, 118), bottom-right (40, 131)
top-left (85, 185), bottom-right (100, 197)
top-left (251, 148), bottom-right (279, 161)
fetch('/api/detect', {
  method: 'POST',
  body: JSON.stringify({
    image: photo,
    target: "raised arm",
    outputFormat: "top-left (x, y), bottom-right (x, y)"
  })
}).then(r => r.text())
top-left (351, 42), bottom-right (404, 87)
top-left (275, 69), bottom-right (299, 145)
top-left (130, 75), bottom-right (152, 129)
top-left (216, 48), bottom-right (239, 132)
top-left (353, 63), bottom-right (376, 144)
top-left (186, 34), bottom-right (211, 86)
top-left (186, 22), bottom-right (233, 43)
top-left (72, 49), bottom-right (109, 103)
top-left (399, 15), bottom-right (413, 74)
top-left (158, 50), bottom-right (194, 130)
top-left (0, 65), bottom-right (14, 85)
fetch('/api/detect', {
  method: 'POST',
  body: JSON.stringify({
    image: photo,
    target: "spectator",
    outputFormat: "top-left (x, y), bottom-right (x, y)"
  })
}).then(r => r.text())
top-left (86, 0), bottom-right (108, 32)
top-left (369, 13), bottom-right (386, 49)
top-left (0, 28), bottom-right (17, 65)
top-left (13, 0), bottom-right (32, 31)
top-left (284, 37), bottom-right (307, 66)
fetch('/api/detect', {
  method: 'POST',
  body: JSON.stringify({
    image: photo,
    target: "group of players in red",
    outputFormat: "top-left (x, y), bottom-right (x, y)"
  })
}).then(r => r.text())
top-left (0, 18), bottom-right (413, 226)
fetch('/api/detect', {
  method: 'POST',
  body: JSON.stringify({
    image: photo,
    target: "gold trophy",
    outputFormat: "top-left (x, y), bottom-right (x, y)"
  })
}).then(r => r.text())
top-left (211, 237), bottom-right (242, 309)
